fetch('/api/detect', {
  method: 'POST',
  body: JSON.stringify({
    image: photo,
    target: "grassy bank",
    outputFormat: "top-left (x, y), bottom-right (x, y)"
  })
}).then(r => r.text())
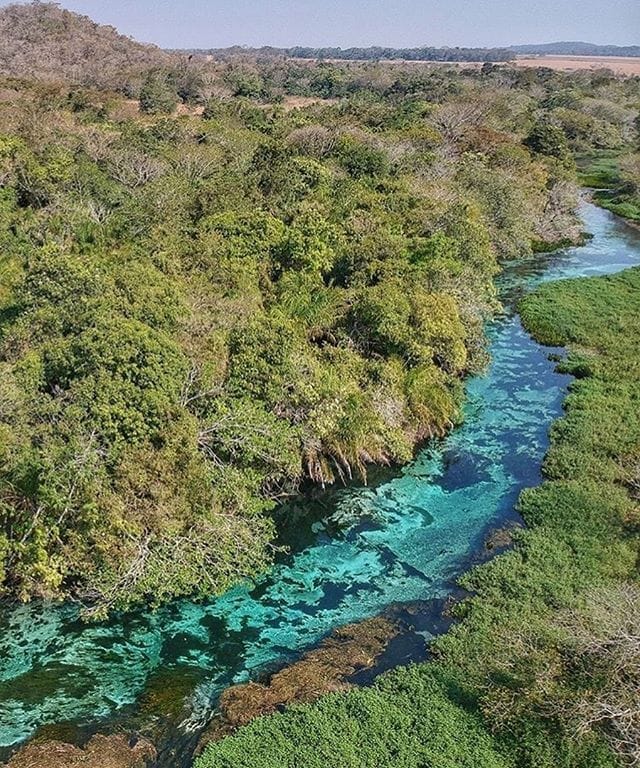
top-left (578, 151), bottom-right (640, 222)
top-left (196, 267), bottom-right (640, 768)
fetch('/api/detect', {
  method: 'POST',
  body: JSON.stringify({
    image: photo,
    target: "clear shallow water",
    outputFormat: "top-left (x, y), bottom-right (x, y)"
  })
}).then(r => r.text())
top-left (1, 202), bottom-right (640, 758)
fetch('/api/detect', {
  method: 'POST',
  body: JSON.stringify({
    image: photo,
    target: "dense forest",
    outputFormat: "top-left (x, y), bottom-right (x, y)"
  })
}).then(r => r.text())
top-left (0, 3), bottom-right (639, 767)
top-left (0, 2), bottom-right (638, 616)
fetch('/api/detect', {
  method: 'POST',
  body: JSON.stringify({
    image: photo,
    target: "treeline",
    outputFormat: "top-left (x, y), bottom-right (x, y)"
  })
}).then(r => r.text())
top-left (511, 41), bottom-right (640, 57)
top-left (191, 45), bottom-right (516, 62)
top-left (0, 2), bottom-right (514, 105)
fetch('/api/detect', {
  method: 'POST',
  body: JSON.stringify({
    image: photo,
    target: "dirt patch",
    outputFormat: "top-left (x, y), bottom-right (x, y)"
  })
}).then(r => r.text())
top-left (484, 524), bottom-right (521, 552)
top-left (175, 103), bottom-right (204, 116)
top-left (196, 615), bottom-right (399, 751)
top-left (280, 96), bottom-right (338, 111)
top-left (110, 99), bottom-right (141, 120)
top-left (514, 55), bottom-right (640, 76)
top-left (4, 734), bottom-right (155, 768)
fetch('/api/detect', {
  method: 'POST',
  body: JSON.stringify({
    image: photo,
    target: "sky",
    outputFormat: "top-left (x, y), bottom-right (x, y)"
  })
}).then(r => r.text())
top-left (5, 0), bottom-right (640, 49)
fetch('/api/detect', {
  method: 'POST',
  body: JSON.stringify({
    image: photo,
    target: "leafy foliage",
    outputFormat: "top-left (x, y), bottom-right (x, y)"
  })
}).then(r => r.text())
top-left (140, 70), bottom-right (179, 115)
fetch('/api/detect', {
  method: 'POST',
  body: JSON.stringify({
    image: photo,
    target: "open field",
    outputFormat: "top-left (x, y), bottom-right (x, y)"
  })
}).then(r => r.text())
top-left (245, 55), bottom-right (640, 76)
top-left (514, 55), bottom-right (640, 75)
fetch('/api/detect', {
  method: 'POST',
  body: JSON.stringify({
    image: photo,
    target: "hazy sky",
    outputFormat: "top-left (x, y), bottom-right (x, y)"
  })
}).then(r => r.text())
top-left (6, 0), bottom-right (640, 48)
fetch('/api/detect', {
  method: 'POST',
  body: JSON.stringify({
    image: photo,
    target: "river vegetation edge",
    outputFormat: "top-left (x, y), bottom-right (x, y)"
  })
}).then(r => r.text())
top-left (195, 256), bottom-right (640, 767)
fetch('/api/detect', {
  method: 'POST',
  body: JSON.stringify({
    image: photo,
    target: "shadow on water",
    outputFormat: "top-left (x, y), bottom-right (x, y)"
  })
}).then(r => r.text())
top-left (1, 202), bottom-right (640, 766)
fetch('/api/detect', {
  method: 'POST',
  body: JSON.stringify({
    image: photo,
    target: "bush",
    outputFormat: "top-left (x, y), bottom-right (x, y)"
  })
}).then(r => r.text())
top-left (139, 70), bottom-right (178, 114)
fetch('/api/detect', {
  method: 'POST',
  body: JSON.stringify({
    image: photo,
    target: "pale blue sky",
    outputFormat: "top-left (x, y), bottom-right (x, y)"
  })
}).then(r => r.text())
top-left (6, 0), bottom-right (640, 48)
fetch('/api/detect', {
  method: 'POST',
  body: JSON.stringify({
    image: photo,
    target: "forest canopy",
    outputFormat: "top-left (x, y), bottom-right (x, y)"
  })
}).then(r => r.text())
top-left (0, 3), bottom-right (639, 617)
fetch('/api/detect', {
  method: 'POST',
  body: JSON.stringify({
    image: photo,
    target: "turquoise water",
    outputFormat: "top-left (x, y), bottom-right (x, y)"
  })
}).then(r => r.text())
top-left (1, 202), bottom-right (640, 758)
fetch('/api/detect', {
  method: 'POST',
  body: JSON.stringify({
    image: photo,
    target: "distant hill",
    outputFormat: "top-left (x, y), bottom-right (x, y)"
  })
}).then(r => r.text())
top-left (0, 1), bottom-right (173, 88)
top-left (510, 41), bottom-right (640, 57)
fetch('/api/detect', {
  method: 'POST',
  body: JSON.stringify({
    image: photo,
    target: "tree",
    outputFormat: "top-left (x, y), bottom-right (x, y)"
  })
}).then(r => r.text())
top-left (139, 70), bottom-right (178, 115)
top-left (335, 135), bottom-right (388, 178)
top-left (558, 584), bottom-right (640, 767)
top-left (524, 118), bottom-right (573, 166)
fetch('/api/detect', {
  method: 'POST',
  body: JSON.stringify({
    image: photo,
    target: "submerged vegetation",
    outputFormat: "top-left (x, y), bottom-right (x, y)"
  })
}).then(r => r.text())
top-left (197, 267), bottom-right (640, 768)
top-left (198, 617), bottom-right (400, 746)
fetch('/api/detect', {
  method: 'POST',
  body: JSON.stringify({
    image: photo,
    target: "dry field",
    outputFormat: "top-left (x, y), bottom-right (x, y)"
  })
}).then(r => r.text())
top-left (514, 55), bottom-right (640, 75)
top-left (279, 95), bottom-right (340, 110)
top-left (284, 56), bottom-right (640, 75)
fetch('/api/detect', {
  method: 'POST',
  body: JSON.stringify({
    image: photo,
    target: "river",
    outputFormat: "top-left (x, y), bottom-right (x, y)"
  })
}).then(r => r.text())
top-left (1, 200), bottom-right (639, 763)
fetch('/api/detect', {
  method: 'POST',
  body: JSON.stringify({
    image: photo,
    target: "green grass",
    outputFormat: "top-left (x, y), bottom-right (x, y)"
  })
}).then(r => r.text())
top-left (195, 667), bottom-right (513, 768)
top-left (196, 270), bottom-right (640, 768)
top-left (576, 151), bottom-right (640, 221)
top-left (592, 191), bottom-right (640, 222)
top-left (576, 151), bottom-right (622, 188)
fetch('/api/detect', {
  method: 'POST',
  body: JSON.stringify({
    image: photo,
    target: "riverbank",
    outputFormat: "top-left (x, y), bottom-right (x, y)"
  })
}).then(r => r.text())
top-left (3, 202), bottom-right (639, 767)
top-left (578, 151), bottom-right (640, 225)
top-left (196, 265), bottom-right (640, 765)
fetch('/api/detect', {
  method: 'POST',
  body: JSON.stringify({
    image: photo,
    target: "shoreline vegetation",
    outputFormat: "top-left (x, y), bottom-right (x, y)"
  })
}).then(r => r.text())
top-left (0, 3), bottom-right (638, 766)
top-left (578, 152), bottom-right (640, 223)
top-left (195, 243), bottom-right (640, 768)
